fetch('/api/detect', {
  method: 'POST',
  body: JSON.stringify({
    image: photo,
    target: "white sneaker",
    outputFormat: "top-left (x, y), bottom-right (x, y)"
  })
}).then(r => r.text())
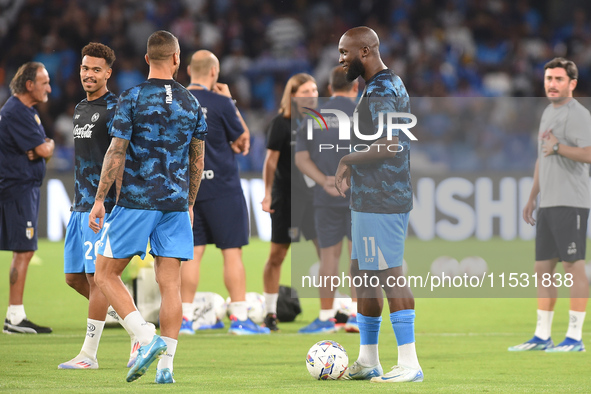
top-left (340, 360), bottom-right (383, 380)
top-left (58, 353), bottom-right (98, 369)
top-left (127, 323), bottom-right (156, 367)
top-left (370, 365), bottom-right (423, 383)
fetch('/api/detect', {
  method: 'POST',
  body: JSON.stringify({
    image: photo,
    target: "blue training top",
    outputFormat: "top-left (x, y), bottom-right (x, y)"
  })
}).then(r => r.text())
top-left (0, 96), bottom-right (48, 201)
top-left (72, 91), bottom-right (118, 212)
top-left (351, 69), bottom-right (413, 214)
top-left (189, 88), bottom-right (243, 201)
top-left (110, 78), bottom-right (207, 211)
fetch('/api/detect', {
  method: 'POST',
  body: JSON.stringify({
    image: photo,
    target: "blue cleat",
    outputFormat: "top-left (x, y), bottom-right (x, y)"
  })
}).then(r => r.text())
top-left (155, 368), bottom-right (175, 384)
top-left (179, 317), bottom-right (195, 335)
top-left (228, 317), bottom-right (270, 335)
top-left (340, 361), bottom-right (383, 380)
top-left (508, 336), bottom-right (554, 351)
top-left (298, 318), bottom-right (336, 334)
top-left (545, 337), bottom-right (586, 352)
top-left (126, 335), bottom-right (167, 382)
top-left (197, 318), bottom-right (225, 330)
top-left (345, 314), bottom-right (359, 333)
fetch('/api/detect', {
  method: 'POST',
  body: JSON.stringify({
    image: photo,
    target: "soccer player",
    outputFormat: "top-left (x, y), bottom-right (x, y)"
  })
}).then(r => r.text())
top-left (58, 43), bottom-right (139, 370)
top-left (89, 31), bottom-right (207, 383)
top-left (335, 27), bottom-right (423, 383)
top-left (261, 73), bottom-right (318, 331)
top-left (509, 57), bottom-right (590, 352)
top-left (295, 66), bottom-right (359, 334)
top-left (0, 62), bottom-right (54, 334)
top-left (180, 49), bottom-right (269, 335)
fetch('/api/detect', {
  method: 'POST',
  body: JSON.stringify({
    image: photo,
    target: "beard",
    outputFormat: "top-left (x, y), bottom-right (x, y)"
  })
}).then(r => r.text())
top-left (346, 56), bottom-right (365, 82)
top-left (173, 64), bottom-right (180, 80)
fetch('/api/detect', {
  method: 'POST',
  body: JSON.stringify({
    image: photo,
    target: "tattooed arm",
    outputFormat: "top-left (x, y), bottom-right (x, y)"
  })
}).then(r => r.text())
top-left (89, 137), bottom-right (129, 233)
top-left (188, 137), bottom-right (205, 225)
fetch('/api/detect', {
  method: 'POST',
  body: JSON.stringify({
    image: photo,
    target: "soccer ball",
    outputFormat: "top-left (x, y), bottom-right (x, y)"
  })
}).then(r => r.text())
top-left (459, 256), bottom-right (488, 277)
top-left (192, 292), bottom-right (226, 330)
top-left (306, 340), bottom-right (349, 380)
top-left (430, 256), bottom-right (460, 278)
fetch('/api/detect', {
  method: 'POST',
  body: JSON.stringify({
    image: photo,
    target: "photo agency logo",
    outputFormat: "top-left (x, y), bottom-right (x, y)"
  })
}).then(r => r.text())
top-left (303, 107), bottom-right (418, 153)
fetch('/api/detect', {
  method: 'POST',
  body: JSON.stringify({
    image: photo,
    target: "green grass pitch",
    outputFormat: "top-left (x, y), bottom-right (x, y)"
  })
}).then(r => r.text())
top-left (0, 237), bottom-right (589, 392)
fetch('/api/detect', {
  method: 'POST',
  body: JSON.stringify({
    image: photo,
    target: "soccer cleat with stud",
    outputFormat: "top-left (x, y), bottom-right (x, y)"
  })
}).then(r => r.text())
top-left (370, 365), bottom-right (424, 383)
top-left (298, 318), bottom-right (336, 334)
top-left (155, 368), bottom-right (175, 384)
top-left (3, 318), bottom-right (52, 334)
top-left (127, 339), bottom-right (141, 368)
top-left (508, 336), bottom-right (554, 351)
top-left (58, 353), bottom-right (99, 369)
top-left (197, 318), bottom-right (225, 330)
top-left (345, 314), bottom-right (359, 333)
top-left (340, 360), bottom-right (383, 380)
top-left (263, 313), bottom-right (279, 332)
top-left (545, 337), bottom-right (586, 352)
top-left (126, 335), bottom-right (167, 382)
top-left (179, 316), bottom-right (195, 335)
top-left (228, 316), bottom-right (270, 335)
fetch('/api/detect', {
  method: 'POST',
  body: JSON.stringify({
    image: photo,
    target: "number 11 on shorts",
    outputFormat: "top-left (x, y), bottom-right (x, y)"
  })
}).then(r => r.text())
top-left (363, 236), bottom-right (376, 257)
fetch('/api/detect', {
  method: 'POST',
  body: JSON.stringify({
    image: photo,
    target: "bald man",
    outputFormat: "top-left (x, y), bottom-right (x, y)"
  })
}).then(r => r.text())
top-left (181, 50), bottom-right (269, 335)
top-left (335, 26), bottom-right (423, 383)
top-left (90, 31), bottom-right (208, 383)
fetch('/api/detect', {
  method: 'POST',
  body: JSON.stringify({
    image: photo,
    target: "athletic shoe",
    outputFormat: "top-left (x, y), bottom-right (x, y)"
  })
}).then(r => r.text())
top-left (298, 318), bottom-right (336, 334)
top-left (508, 336), bottom-right (554, 351)
top-left (263, 313), bottom-right (279, 332)
top-left (334, 311), bottom-right (348, 331)
top-left (340, 360), bottom-right (383, 380)
top-left (228, 316), bottom-right (270, 335)
top-left (58, 352), bottom-right (99, 369)
top-left (126, 335), bottom-right (167, 382)
top-left (345, 314), bottom-right (359, 333)
top-left (371, 365), bottom-right (424, 383)
top-left (197, 319), bottom-right (225, 330)
top-left (155, 368), bottom-right (175, 384)
top-left (3, 318), bottom-right (52, 334)
top-left (127, 339), bottom-right (141, 368)
top-left (545, 337), bottom-right (586, 352)
top-left (179, 317), bottom-right (195, 335)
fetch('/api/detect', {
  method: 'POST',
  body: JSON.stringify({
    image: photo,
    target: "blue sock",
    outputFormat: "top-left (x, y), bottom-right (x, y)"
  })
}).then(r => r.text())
top-left (390, 309), bottom-right (415, 346)
top-left (357, 313), bottom-right (381, 345)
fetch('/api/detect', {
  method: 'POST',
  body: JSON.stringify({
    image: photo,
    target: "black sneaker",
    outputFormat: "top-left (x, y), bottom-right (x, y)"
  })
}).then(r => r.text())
top-left (263, 313), bottom-right (279, 332)
top-left (3, 318), bottom-right (52, 334)
top-left (334, 311), bottom-right (349, 324)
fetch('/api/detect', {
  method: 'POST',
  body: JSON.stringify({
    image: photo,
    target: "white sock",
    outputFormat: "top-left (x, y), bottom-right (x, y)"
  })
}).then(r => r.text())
top-left (398, 342), bottom-right (421, 370)
top-left (182, 302), bottom-right (194, 320)
top-left (80, 319), bottom-right (105, 360)
top-left (357, 344), bottom-right (379, 366)
top-left (319, 309), bottom-right (334, 321)
top-left (350, 301), bottom-right (358, 315)
top-left (123, 310), bottom-right (155, 345)
top-left (565, 310), bottom-right (586, 341)
top-left (263, 293), bottom-right (278, 315)
top-left (534, 309), bottom-right (554, 340)
top-left (108, 305), bottom-right (135, 339)
top-left (157, 336), bottom-right (178, 371)
top-left (8, 305), bottom-right (26, 325)
top-left (229, 302), bottom-right (248, 321)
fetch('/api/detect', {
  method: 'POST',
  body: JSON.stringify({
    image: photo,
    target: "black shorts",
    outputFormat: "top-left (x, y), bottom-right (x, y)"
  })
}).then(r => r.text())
top-left (535, 206), bottom-right (589, 262)
top-left (270, 194), bottom-right (316, 244)
top-left (0, 187), bottom-right (40, 251)
top-left (314, 206), bottom-right (351, 248)
top-left (193, 193), bottom-right (249, 249)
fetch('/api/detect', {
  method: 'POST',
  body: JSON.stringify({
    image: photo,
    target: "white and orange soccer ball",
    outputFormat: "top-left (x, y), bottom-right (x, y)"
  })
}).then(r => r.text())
top-left (306, 340), bottom-right (349, 380)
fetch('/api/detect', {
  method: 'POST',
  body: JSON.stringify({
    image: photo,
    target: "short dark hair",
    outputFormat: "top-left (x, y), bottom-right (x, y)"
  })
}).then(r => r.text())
top-left (329, 66), bottom-right (355, 92)
top-left (147, 30), bottom-right (179, 60)
top-left (544, 57), bottom-right (578, 80)
top-left (9, 62), bottom-right (45, 95)
top-left (81, 42), bottom-right (116, 67)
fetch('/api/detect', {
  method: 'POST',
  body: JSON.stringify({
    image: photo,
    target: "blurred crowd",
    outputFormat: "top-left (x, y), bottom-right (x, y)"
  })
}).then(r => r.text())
top-left (1, 0), bottom-right (591, 172)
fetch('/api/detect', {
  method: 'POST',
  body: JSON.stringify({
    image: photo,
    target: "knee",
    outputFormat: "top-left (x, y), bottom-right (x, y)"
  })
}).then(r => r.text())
top-left (65, 274), bottom-right (85, 290)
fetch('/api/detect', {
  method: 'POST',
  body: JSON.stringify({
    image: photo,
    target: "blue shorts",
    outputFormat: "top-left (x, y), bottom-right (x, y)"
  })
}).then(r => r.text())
top-left (314, 206), bottom-right (351, 248)
top-left (64, 211), bottom-right (110, 274)
top-left (193, 194), bottom-right (249, 249)
top-left (351, 211), bottom-right (409, 271)
top-left (0, 187), bottom-right (40, 251)
top-left (97, 206), bottom-right (193, 261)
